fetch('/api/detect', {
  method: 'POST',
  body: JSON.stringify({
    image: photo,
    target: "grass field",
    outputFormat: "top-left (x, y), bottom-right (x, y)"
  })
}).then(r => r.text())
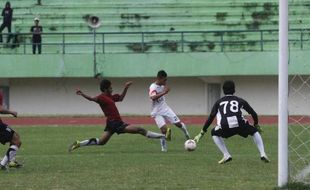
top-left (0, 125), bottom-right (279, 190)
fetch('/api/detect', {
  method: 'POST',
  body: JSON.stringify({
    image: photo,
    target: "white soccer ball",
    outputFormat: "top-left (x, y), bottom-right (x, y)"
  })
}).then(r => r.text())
top-left (184, 139), bottom-right (197, 151)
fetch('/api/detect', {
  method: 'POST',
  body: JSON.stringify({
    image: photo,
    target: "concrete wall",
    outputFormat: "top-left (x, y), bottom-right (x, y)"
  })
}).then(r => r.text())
top-left (8, 77), bottom-right (206, 116)
top-left (6, 76), bottom-right (308, 116)
top-left (2, 51), bottom-right (310, 78)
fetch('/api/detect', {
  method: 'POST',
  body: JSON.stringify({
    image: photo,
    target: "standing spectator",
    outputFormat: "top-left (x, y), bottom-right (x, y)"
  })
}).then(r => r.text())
top-left (30, 17), bottom-right (42, 54)
top-left (0, 2), bottom-right (13, 43)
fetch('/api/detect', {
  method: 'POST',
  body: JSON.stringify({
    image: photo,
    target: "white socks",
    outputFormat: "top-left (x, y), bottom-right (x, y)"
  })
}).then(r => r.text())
top-left (146, 131), bottom-right (165, 139)
top-left (180, 123), bottom-right (190, 138)
top-left (9, 145), bottom-right (18, 161)
top-left (1, 145), bottom-right (18, 166)
top-left (160, 137), bottom-right (167, 152)
top-left (252, 132), bottom-right (267, 157)
top-left (0, 155), bottom-right (8, 166)
top-left (212, 132), bottom-right (267, 159)
top-left (146, 131), bottom-right (166, 151)
top-left (212, 136), bottom-right (231, 158)
top-left (80, 138), bottom-right (99, 146)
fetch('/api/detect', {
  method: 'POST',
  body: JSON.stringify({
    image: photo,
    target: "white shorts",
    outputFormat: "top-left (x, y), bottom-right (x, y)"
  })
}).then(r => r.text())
top-left (152, 109), bottom-right (180, 128)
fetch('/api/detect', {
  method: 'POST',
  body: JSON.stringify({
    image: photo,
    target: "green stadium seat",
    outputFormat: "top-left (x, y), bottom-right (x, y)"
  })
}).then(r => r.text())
top-left (0, 0), bottom-right (308, 53)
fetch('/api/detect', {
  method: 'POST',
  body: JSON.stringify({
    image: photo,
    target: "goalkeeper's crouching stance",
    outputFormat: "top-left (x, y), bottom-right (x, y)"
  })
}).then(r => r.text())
top-left (194, 80), bottom-right (269, 164)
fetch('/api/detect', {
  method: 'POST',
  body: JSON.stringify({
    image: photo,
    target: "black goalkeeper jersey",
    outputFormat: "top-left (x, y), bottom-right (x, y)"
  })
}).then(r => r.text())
top-left (203, 95), bottom-right (258, 131)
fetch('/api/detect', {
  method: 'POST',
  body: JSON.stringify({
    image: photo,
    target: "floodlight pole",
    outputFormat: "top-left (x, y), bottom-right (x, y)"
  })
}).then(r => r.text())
top-left (278, 0), bottom-right (289, 187)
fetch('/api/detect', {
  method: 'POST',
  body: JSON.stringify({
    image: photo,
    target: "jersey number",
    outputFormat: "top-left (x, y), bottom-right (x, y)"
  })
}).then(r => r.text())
top-left (220, 100), bottom-right (239, 114)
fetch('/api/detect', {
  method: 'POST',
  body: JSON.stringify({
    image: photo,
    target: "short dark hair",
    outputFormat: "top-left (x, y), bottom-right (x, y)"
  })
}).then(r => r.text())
top-left (157, 70), bottom-right (167, 78)
top-left (223, 80), bottom-right (235, 95)
top-left (100, 79), bottom-right (111, 92)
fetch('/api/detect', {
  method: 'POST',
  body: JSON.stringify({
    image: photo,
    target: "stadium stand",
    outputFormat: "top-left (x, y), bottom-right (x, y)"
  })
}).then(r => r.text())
top-left (0, 0), bottom-right (309, 53)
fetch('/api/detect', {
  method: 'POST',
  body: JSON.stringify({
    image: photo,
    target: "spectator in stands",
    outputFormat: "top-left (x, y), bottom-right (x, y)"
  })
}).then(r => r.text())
top-left (30, 17), bottom-right (43, 54)
top-left (0, 2), bottom-right (13, 43)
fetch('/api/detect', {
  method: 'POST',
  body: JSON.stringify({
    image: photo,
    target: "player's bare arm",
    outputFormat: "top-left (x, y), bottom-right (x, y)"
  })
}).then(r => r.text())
top-left (76, 89), bottom-right (98, 102)
top-left (201, 102), bottom-right (218, 132)
top-left (0, 105), bottom-right (17, 117)
top-left (150, 85), bottom-right (170, 101)
top-left (202, 113), bottom-right (216, 132)
top-left (243, 101), bottom-right (258, 125)
top-left (119, 81), bottom-right (133, 101)
top-left (194, 103), bottom-right (217, 142)
top-left (242, 100), bottom-right (262, 132)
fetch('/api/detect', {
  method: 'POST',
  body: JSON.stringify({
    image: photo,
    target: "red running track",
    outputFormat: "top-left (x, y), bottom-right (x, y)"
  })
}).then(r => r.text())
top-left (1, 116), bottom-right (310, 126)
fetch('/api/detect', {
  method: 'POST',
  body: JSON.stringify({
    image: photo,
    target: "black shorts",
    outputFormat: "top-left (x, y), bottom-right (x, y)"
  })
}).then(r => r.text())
top-left (104, 120), bottom-right (129, 135)
top-left (0, 123), bottom-right (15, 145)
top-left (211, 123), bottom-right (258, 138)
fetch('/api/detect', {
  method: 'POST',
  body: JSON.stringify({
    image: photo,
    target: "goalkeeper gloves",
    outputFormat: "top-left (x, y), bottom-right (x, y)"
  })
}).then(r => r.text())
top-left (254, 124), bottom-right (263, 133)
top-left (194, 130), bottom-right (206, 143)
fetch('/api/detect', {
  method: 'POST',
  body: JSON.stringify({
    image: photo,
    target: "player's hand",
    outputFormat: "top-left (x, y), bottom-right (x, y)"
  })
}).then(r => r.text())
top-left (164, 86), bottom-right (170, 94)
top-left (125, 81), bottom-right (133, 88)
top-left (254, 124), bottom-right (263, 133)
top-left (194, 130), bottom-right (205, 143)
top-left (76, 89), bottom-right (83, 96)
top-left (11, 111), bottom-right (17, 117)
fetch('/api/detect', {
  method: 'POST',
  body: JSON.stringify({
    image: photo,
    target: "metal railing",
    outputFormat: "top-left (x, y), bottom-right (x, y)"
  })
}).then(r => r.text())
top-left (0, 28), bottom-right (309, 54)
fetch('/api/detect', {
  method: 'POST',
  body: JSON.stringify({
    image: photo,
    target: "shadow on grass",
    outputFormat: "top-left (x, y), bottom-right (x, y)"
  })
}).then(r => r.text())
top-left (273, 182), bottom-right (310, 190)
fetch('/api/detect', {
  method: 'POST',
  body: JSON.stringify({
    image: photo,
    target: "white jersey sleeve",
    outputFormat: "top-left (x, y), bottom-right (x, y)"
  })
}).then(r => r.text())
top-left (149, 83), bottom-right (157, 98)
top-left (149, 83), bottom-right (169, 116)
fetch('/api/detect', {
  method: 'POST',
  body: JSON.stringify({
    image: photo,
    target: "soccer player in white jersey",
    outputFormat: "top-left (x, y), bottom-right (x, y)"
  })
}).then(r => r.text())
top-left (149, 70), bottom-right (190, 152)
top-left (194, 80), bottom-right (269, 164)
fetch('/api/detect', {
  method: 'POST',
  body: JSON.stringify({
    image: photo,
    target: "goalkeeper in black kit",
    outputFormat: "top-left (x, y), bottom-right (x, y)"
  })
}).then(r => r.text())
top-left (194, 80), bottom-right (270, 164)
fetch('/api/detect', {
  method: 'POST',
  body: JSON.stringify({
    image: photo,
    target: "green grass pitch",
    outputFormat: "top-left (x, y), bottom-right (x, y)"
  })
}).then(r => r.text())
top-left (0, 125), bottom-right (278, 189)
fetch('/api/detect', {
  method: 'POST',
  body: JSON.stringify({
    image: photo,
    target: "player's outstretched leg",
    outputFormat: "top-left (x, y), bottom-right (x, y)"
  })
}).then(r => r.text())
top-left (123, 125), bottom-right (165, 139)
top-left (1, 132), bottom-right (23, 169)
top-left (123, 125), bottom-right (167, 151)
top-left (174, 122), bottom-right (190, 140)
top-left (252, 132), bottom-right (270, 163)
top-left (212, 135), bottom-right (232, 164)
top-left (68, 131), bottom-right (113, 152)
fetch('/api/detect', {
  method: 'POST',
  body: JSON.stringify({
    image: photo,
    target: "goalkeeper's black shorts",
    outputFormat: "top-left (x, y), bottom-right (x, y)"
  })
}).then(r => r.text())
top-left (211, 123), bottom-right (258, 138)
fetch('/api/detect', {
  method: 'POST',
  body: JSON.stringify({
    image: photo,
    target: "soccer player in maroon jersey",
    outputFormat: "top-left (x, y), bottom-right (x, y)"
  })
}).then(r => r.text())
top-left (0, 92), bottom-right (22, 170)
top-left (68, 79), bottom-right (166, 152)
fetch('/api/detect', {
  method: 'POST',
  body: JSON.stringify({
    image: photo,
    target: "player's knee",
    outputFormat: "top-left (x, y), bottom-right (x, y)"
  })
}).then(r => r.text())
top-left (160, 127), bottom-right (167, 134)
top-left (12, 140), bottom-right (22, 148)
top-left (12, 141), bottom-right (21, 148)
top-left (11, 133), bottom-right (22, 147)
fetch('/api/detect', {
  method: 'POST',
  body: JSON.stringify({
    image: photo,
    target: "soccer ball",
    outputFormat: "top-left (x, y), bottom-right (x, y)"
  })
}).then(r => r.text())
top-left (184, 139), bottom-right (197, 151)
